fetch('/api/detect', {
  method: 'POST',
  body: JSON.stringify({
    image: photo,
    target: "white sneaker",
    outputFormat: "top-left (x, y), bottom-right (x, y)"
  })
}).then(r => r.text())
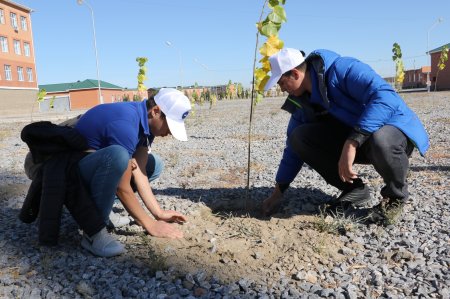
top-left (81, 228), bottom-right (125, 257)
top-left (108, 212), bottom-right (130, 228)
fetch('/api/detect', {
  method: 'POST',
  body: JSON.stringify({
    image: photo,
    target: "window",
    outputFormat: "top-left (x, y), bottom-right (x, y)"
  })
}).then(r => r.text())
top-left (20, 16), bottom-right (27, 31)
top-left (0, 9), bottom-right (5, 24)
top-left (4, 65), bottom-right (12, 80)
top-left (0, 36), bottom-right (8, 52)
top-left (17, 66), bottom-right (24, 81)
top-left (10, 12), bottom-right (17, 29)
top-left (13, 39), bottom-right (21, 55)
top-left (24, 42), bottom-right (30, 56)
top-left (26, 67), bottom-right (33, 81)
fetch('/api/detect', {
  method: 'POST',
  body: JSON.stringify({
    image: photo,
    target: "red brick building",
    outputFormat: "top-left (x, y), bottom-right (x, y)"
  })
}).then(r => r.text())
top-left (429, 43), bottom-right (450, 91)
top-left (402, 67), bottom-right (428, 89)
top-left (0, 0), bottom-right (38, 115)
top-left (39, 79), bottom-right (143, 111)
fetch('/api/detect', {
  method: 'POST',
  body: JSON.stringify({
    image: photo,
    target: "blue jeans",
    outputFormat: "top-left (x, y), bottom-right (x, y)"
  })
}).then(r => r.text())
top-left (78, 145), bottom-right (129, 223)
top-left (79, 146), bottom-right (165, 223)
top-left (147, 153), bottom-right (164, 182)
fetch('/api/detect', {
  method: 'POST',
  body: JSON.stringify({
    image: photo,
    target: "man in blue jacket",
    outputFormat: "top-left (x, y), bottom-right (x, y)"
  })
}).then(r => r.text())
top-left (262, 48), bottom-right (429, 225)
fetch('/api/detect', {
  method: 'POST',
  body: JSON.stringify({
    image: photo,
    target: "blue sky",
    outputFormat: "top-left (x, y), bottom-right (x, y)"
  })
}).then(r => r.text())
top-left (17, 0), bottom-right (450, 89)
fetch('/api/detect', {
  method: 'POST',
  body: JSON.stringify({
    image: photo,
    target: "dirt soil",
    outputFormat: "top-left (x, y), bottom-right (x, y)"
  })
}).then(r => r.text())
top-left (122, 207), bottom-right (346, 285)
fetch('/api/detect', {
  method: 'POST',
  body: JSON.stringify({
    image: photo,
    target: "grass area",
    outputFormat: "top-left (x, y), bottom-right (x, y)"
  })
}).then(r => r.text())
top-left (314, 207), bottom-right (365, 235)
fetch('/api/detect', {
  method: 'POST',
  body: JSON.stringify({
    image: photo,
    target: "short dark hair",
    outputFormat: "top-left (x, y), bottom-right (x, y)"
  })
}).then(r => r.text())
top-left (146, 96), bottom-right (165, 118)
top-left (146, 96), bottom-right (156, 110)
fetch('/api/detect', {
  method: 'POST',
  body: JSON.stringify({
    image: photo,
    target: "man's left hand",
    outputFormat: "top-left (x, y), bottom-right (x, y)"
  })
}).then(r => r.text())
top-left (338, 139), bottom-right (359, 183)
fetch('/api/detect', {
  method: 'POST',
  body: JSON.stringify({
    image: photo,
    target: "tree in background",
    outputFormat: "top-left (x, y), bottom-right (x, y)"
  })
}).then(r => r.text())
top-left (136, 57), bottom-right (148, 101)
top-left (236, 83), bottom-right (244, 99)
top-left (191, 91), bottom-right (198, 103)
top-left (226, 80), bottom-right (233, 99)
top-left (199, 90), bottom-right (206, 106)
top-left (435, 45), bottom-right (449, 91)
top-left (392, 43), bottom-right (405, 91)
top-left (209, 93), bottom-right (217, 109)
top-left (32, 88), bottom-right (47, 117)
top-left (50, 95), bottom-right (56, 109)
top-left (36, 88), bottom-right (46, 103)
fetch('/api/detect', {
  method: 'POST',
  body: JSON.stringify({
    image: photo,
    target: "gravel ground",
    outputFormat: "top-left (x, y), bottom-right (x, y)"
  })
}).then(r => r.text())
top-left (0, 92), bottom-right (449, 298)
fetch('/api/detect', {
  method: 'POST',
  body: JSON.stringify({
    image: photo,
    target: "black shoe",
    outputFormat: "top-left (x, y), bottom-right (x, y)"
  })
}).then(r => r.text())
top-left (370, 198), bottom-right (405, 226)
top-left (336, 182), bottom-right (372, 207)
top-left (324, 200), bottom-right (351, 215)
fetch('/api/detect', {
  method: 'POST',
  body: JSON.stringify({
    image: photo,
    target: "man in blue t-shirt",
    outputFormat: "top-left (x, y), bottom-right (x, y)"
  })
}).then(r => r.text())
top-left (75, 88), bottom-right (191, 256)
top-left (262, 48), bottom-right (429, 226)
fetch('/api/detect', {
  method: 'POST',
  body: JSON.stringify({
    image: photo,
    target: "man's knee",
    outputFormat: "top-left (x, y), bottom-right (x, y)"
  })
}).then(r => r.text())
top-left (147, 153), bottom-right (164, 181)
top-left (369, 126), bottom-right (407, 154)
top-left (288, 126), bottom-right (307, 154)
top-left (105, 145), bottom-right (129, 174)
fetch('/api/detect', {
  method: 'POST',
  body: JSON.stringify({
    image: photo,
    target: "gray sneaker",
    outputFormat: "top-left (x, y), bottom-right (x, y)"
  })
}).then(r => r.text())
top-left (108, 212), bottom-right (130, 228)
top-left (81, 228), bottom-right (125, 257)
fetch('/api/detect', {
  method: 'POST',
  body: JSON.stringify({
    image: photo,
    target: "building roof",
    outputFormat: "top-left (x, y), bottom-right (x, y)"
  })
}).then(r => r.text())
top-left (429, 43), bottom-right (450, 54)
top-left (1, 0), bottom-right (33, 13)
top-left (39, 79), bottom-right (123, 93)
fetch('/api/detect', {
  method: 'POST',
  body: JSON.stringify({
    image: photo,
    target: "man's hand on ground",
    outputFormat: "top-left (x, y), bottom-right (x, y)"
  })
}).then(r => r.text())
top-left (156, 210), bottom-right (187, 224)
top-left (146, 220), bottom-right (184, 239)
top-left (262, 186), bottom-right (283, 216)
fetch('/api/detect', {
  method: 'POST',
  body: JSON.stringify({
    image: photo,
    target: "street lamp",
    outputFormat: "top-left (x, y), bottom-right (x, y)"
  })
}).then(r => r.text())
top-left (165, 41), bottom-right (183, 89)
top-left (426, 17), bottom-right (444, 92)
top-left (194, 58), bottom-right (210, 71)
top-left (77, 0), bottom-right (103, 104)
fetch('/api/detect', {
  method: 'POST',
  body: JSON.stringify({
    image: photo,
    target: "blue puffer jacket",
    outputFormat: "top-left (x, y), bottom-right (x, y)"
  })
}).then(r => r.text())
top-left (276, 49), bottom-right (429, 185)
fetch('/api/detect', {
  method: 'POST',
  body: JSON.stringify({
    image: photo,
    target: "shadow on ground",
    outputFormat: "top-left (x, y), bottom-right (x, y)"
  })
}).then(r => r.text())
top-left (154, 186), bottom-right (336, 219)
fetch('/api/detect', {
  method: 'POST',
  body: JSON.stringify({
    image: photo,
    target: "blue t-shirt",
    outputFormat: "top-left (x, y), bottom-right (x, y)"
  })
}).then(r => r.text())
top-left (75, 100), bottom-right (153, 158)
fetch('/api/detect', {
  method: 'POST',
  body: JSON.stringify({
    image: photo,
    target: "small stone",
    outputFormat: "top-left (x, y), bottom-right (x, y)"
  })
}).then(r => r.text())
top-left (76, 281), bottom-right (94, 297)
top-left (338, 247), bottom-right (356, 256)
top-left (438, 288), bottom-right (449, 298)
top-left (293, 271), bottom-right (305, 281)
top-left (193, 287), bottom-right (207, 297)
top-left (155, 271), bottom-right (164, 279)
top-left (305, 271), bottom-right (318, 284)
top-left (182, 280), bottom-right (194, 290)
top-left (209, 244), bottom-right (217, 253)
top-left (253, 252), bottom-right (263, 259)
top-left (238, 278), bottom-right (249, 292)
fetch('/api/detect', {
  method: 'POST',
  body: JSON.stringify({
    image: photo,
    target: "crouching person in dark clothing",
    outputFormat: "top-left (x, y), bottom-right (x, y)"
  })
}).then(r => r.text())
top-left (21, 120), bottom-right (125, 257)
top-left (262, 48), bottom-right (429, 226)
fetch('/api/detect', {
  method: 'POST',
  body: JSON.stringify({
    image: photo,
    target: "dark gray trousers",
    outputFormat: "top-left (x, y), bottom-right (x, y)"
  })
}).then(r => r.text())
top-left (289, 116), bottom-right (414, 201)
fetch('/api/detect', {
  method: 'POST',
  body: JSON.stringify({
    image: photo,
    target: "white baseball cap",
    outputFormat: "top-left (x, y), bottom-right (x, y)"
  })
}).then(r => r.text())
top-left (154, 88), bottom-right (191, 141)
top-left (264, 48), bottom-right (305, 91)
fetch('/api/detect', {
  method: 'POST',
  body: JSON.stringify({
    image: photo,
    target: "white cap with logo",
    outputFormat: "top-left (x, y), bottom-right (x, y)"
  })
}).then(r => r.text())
top-left (154, 88), bottom-right (191, 141)
top-left (264, 48), bottom-right (305, 91)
